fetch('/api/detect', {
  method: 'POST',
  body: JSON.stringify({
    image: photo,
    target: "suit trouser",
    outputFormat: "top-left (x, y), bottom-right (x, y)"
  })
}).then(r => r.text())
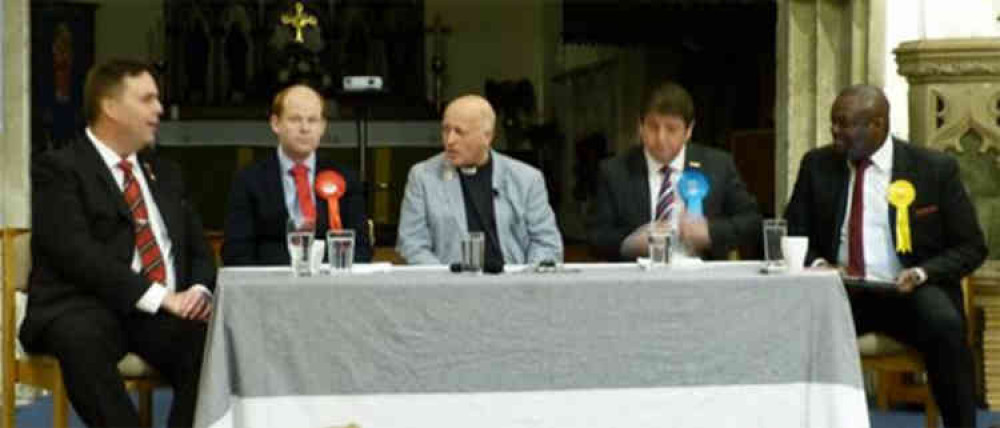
top-left (36, 306), bottom-right (207, 428)
top-left (850, 284), bottom-right (976, 428)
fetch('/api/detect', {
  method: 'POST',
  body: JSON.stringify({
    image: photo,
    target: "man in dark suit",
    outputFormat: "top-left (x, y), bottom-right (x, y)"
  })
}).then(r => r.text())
top-left (222, 84), bottom-right (371, 265)
top-left (22, 59), bottom-right (215, 427)
top-left (588, 81), bottom-right (761, 261)
top-left (785, 85), bottom-right (986, 427)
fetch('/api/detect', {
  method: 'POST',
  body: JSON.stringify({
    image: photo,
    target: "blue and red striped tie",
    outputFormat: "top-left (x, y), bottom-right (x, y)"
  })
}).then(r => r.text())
top-left (655, 166), bottom-right (675, 222)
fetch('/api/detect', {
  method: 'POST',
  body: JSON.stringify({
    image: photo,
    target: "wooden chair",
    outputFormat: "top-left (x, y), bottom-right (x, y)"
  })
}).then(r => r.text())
top-left (2, 227), bottom-right (165, 428)
top-left (859, 279), bottom-right (975, 428)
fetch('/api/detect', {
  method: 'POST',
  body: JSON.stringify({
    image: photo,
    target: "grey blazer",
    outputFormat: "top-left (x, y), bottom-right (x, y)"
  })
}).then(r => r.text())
top-left (397, 151), bottom-right (564, 265)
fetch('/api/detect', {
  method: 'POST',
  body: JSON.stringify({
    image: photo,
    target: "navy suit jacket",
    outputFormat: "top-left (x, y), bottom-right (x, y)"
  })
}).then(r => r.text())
top-left (588, 144), bottom-right (762, 261)
top-left (222, 152), bottom-right (372, 265)
top-left (22, 139), bottom-right (216, 349)
top-left (784, 139), bottom-right (987, 308)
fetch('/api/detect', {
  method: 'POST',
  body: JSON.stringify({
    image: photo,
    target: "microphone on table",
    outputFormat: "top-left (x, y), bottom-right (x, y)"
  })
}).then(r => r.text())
top-left (449, 260), bottom-right (504, 274)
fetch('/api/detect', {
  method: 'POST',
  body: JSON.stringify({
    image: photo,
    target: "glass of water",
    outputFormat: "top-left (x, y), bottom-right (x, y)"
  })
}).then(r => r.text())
top-left (287, 218), bottom-right (316, 277)
top-left (762, 218), bottom-right (788, 271)
top-left (648, 224), bottom-right (671, 269)
top-left (461, 232), bottom-right (485, 273)
top-left (326, 229), bottom-right (355, 274)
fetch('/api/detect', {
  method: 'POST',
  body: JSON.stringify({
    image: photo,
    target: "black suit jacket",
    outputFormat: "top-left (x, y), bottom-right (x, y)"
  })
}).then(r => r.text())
top-left (222, 153), bottom-right (372, 265)
top-left (588, 144), bottom-right (762, 261)
top-left (21, 139), bottom-right (217, 349)
top-left (784, 139), bottom-right (987, 307)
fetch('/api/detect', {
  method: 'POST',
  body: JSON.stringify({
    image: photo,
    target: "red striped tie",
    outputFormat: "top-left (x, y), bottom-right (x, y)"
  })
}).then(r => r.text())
top-left (118, 160), bottom-right (166, 284)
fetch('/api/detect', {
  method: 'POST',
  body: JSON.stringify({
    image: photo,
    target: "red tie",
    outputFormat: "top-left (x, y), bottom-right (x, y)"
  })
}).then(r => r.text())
top-left (655, 166), bottom-right (675, 222)
top-left (118, 160), bottom-right (166, 284)
top-left (290, 163), bottom-right (316, 223)
top-left (847, 159), bottom-right (871, 277)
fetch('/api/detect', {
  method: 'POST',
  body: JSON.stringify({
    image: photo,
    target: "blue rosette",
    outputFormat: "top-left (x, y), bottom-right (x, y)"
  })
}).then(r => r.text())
top-left (677, 170), bottom-right (710, 217)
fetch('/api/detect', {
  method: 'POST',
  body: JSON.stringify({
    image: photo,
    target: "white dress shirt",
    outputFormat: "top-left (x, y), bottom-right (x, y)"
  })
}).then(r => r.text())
top-left (277, 147), bottom-right (317, 226)
top-left (645, 145), bottom-right (687, 231)
top-left (87, 129), bottom-right (211, 313)
top-left (835, 134), bottom-right (904, 282)
top-left (88, 129), bottom-right (177, 312)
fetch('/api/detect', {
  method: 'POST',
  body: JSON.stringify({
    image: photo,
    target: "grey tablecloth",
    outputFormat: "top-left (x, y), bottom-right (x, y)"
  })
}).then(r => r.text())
top-left (194, 263), bottom-right (862, 427)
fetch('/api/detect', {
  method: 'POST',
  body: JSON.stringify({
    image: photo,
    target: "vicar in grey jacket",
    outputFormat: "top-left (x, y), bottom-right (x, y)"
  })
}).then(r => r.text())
top-left (397, 95), bottom-right (563, 265)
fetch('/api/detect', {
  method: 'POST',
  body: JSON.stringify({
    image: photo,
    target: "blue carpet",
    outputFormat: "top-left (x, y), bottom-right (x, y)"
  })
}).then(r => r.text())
top-left (11, 391), bottom-right (1000, 428)
top-left (13, 390), bottom-right (173, 428)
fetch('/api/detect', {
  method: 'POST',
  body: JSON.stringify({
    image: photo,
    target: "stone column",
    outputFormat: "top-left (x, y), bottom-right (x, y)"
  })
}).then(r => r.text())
top-left (1, 0), bottom-right (31, 403)
top-left (2, 0), bottom-right (29, 231)
top-left (895, 38), bottom-right (1000, 260)
top-left (1, 0), bottom-right (30, 266)
top-left (775, 0), bottom-right (885, 213)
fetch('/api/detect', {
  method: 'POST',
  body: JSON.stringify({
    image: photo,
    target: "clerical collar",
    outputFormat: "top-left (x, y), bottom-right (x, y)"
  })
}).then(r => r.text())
top-left (458, 156), bottom-right (492, 176)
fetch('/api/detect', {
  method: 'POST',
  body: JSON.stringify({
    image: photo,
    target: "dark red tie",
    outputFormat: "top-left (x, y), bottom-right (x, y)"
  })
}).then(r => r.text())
top-left (847, 158), bottom-right (871, 277)
top-left (655, 166), bottom-right (675, 222)
top-left (290, 163), bottom-right (316, 223)
top-left (118, 160), bottom-right (166, 284)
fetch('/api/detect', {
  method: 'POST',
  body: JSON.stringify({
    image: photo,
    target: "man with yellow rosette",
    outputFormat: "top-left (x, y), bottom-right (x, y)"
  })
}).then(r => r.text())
top-left (785, 85), bottom-right (987, 427)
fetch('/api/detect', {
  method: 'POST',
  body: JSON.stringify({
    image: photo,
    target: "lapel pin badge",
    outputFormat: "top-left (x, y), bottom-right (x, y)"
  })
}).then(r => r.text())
top-left (142, 162), bottom-right (157, 182)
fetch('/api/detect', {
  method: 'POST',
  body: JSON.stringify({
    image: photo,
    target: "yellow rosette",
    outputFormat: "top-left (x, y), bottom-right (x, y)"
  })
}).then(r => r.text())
top-left (888, 180), bottom-right (915, 253)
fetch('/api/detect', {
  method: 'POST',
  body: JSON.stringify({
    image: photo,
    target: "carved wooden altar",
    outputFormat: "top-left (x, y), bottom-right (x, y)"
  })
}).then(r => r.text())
top-left (161, 0), bottom-right (428, 118)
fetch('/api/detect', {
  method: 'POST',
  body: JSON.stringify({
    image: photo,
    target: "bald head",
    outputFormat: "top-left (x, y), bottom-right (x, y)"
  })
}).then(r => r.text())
top-left (839, 85), bottom-right (889, 122)
top-left (830, 85), bottom-right (891, 161)
top-left (445, 95), bottom-right (496, 135)
top-left (441, 95), bottom-right (497, 167)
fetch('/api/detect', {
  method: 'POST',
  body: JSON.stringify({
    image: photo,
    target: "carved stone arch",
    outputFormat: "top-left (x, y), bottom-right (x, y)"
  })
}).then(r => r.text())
top-left (990, 89), bottom-right (1000, 129)
top-left (931, 87), bottom-right (948, 130)
top-left (896, 38), bottom-right (1000, 259)
top-left (933, 110), bottom-right (1000, 154)
top-left (899, 60), bottom-right (1000, 155)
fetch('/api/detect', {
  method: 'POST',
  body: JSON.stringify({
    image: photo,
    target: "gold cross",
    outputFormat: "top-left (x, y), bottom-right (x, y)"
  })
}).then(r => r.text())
top-left (281, 2), bottom-right (317, 44)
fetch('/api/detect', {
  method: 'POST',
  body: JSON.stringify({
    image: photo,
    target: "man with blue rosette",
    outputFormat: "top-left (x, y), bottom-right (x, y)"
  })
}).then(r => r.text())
top-left (588, 80), bottom-right (762, 261)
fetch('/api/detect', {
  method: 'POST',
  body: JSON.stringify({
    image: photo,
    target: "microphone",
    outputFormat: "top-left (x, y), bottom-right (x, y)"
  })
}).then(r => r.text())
top-left (484, 259), bottom-right (504, 274)
top-left (449, 260), bottom-right (504, 274)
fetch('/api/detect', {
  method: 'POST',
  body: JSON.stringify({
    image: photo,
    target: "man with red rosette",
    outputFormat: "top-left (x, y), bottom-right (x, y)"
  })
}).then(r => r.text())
top-left (223, 84), bottom-right (371, 265)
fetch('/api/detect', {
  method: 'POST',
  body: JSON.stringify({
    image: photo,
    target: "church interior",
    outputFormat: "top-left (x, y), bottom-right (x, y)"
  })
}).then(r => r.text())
top-left (27, 0), bottom-right (780, 250)
top-left (5, 0), bottom-right (1000, 427)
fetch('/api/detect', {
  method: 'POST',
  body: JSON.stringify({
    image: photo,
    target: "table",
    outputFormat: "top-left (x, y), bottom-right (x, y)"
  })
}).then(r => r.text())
top-left (194, 262), bottom-right (869, 428)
